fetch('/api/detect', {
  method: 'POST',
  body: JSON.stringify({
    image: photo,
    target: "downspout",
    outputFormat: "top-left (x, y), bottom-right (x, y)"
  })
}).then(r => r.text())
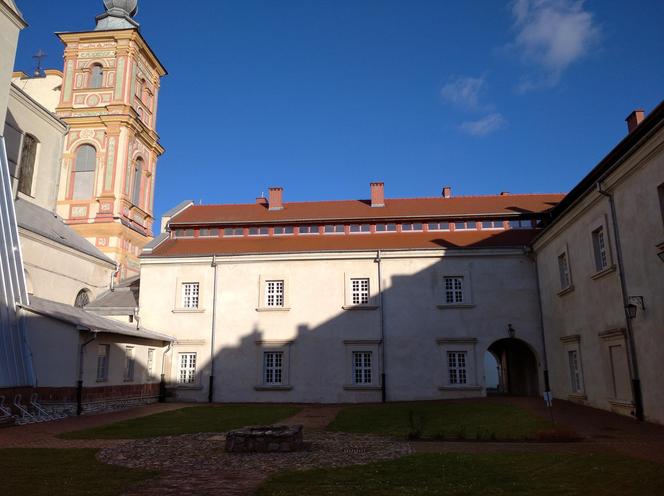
top-left (159, 341), bottom-right (172, 403)
top-left (528, 247), bottom-right (551, 397)
top-left (375, 250), bottom-right (387, 402)
top-left (110, 263), bottom-right (119, 291)
top-left (77, 331), bottom-right (97, 416)
top-left (597, 182), bottom-right (644, 420)
top-left (208, 254), bottom-right (218, 403)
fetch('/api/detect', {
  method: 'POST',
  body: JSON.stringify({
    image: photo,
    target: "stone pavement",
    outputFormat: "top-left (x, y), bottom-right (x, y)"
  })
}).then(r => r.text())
top-left (0, 402), bottom-right (188, 449)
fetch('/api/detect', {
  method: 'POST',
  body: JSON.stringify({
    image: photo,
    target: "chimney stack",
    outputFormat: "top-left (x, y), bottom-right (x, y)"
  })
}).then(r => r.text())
top-left (268, 187), bottom-right (284, 211)
top-left (370, 182), bottom-right (385, 207)
top-left (626, 109), bottom-right (645, 133)
top-left (442, 186), bottom-right (452, 199)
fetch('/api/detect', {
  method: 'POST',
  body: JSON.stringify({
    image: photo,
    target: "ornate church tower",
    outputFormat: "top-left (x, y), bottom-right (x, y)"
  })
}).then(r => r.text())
top-left (55, 0), bottom-right (166, 280)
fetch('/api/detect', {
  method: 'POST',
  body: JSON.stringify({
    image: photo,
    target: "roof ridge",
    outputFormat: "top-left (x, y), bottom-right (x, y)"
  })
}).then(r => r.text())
top-left (185, 192), bottom-right (565, 209)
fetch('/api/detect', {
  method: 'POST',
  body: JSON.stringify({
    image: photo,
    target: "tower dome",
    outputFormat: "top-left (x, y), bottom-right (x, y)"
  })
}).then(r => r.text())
top-left (103, 0), bottom-right (138, 17)
top-left (96, 0), bottom-right (139, 30)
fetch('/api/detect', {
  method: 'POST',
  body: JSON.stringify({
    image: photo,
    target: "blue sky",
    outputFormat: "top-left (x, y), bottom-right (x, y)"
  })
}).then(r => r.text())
top-left (13, 1), bottom-right (664, 221)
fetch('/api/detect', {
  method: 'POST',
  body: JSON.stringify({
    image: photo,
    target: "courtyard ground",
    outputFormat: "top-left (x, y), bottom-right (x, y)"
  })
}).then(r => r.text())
top-left (1, 397), bottom-right (663, 495)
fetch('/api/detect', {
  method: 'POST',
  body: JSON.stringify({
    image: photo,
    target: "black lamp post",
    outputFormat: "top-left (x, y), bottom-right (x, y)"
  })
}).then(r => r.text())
top-left (625, 303), bottom-right (638, 320)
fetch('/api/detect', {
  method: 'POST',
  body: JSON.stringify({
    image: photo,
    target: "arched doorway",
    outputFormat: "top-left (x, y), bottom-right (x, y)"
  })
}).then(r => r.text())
top-left (488, 338), bottom-right (539, 396)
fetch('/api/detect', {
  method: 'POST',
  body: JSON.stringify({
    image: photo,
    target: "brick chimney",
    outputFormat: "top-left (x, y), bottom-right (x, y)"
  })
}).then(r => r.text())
top-left (268, 187), bottom-right (284, 211)
top-left (442, 186), bottom-right (452, 199)
top-left (626, 109), bottom-right (645, 133)
top-left (370, 182), bottom-right (385, 207)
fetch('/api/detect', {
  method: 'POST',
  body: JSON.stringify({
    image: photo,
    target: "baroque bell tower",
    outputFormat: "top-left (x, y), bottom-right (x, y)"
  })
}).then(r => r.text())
top-left (55, 0), bottom-right (166, 280)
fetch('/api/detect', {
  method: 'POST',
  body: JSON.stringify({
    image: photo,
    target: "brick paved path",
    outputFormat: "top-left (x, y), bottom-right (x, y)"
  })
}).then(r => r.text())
top-left (0, 402), bottom-right (188, 449)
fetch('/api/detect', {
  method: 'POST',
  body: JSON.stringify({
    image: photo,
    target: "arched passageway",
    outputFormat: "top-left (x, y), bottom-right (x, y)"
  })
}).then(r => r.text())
top-left (488, 338), bottom-right (539, 396)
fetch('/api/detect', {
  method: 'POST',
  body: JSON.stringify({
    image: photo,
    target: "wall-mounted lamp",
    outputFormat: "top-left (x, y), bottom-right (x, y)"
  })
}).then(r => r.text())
top-left (507, 324), bottom-right (516, 338)
top-left (626, 296), bottom-right (645, 319)
top-left (658, 250), bottom-right (664, 263)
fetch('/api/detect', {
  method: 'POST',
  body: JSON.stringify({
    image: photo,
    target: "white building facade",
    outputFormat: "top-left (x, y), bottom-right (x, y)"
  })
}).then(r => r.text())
top-left (141, 186), bottom-right (561, 403)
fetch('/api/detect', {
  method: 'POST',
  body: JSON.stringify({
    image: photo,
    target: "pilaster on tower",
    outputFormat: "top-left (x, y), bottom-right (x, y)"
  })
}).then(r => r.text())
top-left (55, 0), bottom-right (167, 280)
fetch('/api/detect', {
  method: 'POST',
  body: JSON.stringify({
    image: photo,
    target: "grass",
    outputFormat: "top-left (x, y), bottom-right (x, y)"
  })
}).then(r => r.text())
top-left (1, 448), bottom-right (156, 496)
top-left (256, 452), bottom-right (664, 496)
top-left (328, 401), bottom-right (553, 440)
top-left (59, 405), bottom-right (300, 439)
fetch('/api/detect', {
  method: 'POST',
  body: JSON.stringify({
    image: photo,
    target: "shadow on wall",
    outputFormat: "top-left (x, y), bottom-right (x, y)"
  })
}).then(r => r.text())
top-left (161, 228), bottom-right (546, 404)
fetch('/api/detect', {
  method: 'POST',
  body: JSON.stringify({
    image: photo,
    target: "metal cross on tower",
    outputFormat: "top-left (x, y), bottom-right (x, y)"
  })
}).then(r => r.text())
top-left (32, 49), bottom-right (47, 77)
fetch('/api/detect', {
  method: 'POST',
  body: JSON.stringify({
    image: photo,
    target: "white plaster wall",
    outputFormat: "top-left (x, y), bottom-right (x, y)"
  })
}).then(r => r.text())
top-left (534, 125), bottom-right (664, 423)
top-left (140, 249), bottom-right (545, 404)
top-left (21, 231), bottom-right (114, 305)
top-left (0, 2), bottom-right (23, 124)
top-left (11, 73), bottom-right (63, 113)
top-left (5, 84), bottom-right (67, 210)
top-left (22, 311), bottom-right (79, 387)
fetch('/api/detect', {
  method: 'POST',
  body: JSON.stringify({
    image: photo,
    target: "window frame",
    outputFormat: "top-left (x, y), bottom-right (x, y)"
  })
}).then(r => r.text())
top-left (323, 224), bottom-right (345, 235)
top-left (560, 335), bottom-right (585, 398)
top-left (123, 346), bottom-right (135, 382)
top-left (375, 223), bottom-right (397, 233)
top-left (89, 63), bottom-right (104, 89)
top-left (437, 338), bottom-right (479, 390)
top-left (556, 245), bottom-right (573, 294)
top-left (350, 278), bottom-right (370, 305)
top-left (257, 276), bottom-right (290, 311)
top-left (447, 351), bottom-right (468, 385)
top-left (444, 276), bottom-right (464, 304)
top-left (343, 340), bottom-right (381, 390)
top-left (181, 282), bottom-right (200, 309)
top-left (96, 344), bottom-right (109, 382)
top-left (352, 351), bottom-right (373, 385)
top-left (70, 144), bottom-right (97, 200)
top-left (263, 351), bottom-right (284, 385)
top-left (265, 280), bottom-right (285, 307)
top-left (591, 225), bottom-right (610, 273)
top-left (17, 133), bottom-right (38, 197)
top-left (254, 341), bottom-right (293, 390)
top-left (177, 352), bottom-right (197, 385)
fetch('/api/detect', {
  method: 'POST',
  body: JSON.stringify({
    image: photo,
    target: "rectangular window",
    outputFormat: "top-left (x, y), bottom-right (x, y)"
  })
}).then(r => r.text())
top-left (401, 223), bottom-right (423, 232)
top-left (147, 348), bottom-right (155, 380)
top-left (182, 282), bottom-right (200, 309)
top-left (375, 223), bottom-right (397, 232)
top-left (454, 221), bottom-right (470, 231)
top-left (448, 351), bottom-right (468, 385)
top-left (263, 351), bottom-right (283, 384)
top-left (248, 227), bottom-right (269, 236)
top-left (352, 351), bottom-right (372, 384)
top-left (178, 352), bottom-right (197, 384)
top-left (558, 252), bottom-right (571, 289)
top-left (428, 222), bottom-right (450, 231)
top-left (324, 224), bottom-right (345, 234)
top-left (568, 350), bottom-right (582, 393)
top-left (199, 228), bottom-right (220, 237)
top-left (592, 226), bottom-right (609, 272)
top-left (223, 227), bottom-right (244, 237)
top-left (444, 277), bottom-right (464, 304)
top-left (298, 225), bottom-right (319, 235)
top-left (481, 220), bottom-right (504, 230)
top-left (96, 344), bottom-right (109, 382)
top-left (349, 224), bottom-right (371, 233)
top-left (351, 278), bottom-right (370, 305)
top-left (265, 280), bottom-right (284, 307)
top-left (509, 219), bottom-right (532, 229)
top-left (124, 346), bottom-right (135, 382)
top-left (274, 226), bottom-right (294, 235)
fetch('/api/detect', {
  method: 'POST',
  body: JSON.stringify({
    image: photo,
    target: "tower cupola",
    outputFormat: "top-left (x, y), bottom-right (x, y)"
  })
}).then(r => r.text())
top-left (96, 0), bottom-right (139, 31)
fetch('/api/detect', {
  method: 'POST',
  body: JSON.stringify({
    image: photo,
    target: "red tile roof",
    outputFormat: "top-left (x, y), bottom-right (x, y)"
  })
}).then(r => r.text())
top-left (147, 230), bottom-right (542, 257)
top-left (169, 194), bottom-right (564, 226)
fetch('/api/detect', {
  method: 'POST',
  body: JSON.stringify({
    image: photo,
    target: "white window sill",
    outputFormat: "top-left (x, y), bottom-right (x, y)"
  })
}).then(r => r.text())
top-left (255, 307), bottom-right (291, 312)
top-left (172, 308), bottom-right (205, 314)
top-left (438, 385), bottom-right (482, 391)
top-left (96, 379), bottom-right (108, 383)
top-left (557, 285), bottom-right (575, 297)
top-left (343, 384), bottom-right (382, 391)
top-left (436, 304), bottom-right (475, 309)
top-left (342, 305), bottom-right (379, 311)
top-left (568, 393), bottom-right (587, 401)
top-left (171, 384), bottom-right (203, 390)
top-left (254, 385), bottom-right (293, 391)
top-left (591, 265), bottom-right (616, 280)
top-left (608, 398), bottom-right (634, 409)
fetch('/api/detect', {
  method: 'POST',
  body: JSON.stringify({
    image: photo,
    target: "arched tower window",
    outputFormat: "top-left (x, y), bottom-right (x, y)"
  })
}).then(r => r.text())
top-left (18, 134), bottom-right (38, 196)
top-left (131, 157), bottom-right (143, 207)
top-left (90, 64), bottom-right (103, 89)
top-left (72, 145), bottom-right (97, 199)
top-left (74, 289), bottom-right (91, 308)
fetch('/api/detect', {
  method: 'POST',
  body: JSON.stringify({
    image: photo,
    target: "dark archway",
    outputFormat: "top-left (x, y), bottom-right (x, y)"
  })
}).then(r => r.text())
top-left (488, 338), bottom-right (539, 396)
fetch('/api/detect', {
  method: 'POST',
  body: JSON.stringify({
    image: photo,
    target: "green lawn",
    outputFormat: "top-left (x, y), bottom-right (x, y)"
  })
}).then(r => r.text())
top-left (60, 405), bottom-right (300, 439)
top-left (1, 448), bottom-right (156, 496)
top-left (328, 401), bottom-right (553, 440)
top-left (257, 452), bottom-right (664, 496)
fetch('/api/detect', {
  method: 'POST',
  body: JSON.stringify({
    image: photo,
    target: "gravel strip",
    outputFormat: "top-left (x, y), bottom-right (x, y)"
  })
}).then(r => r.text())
top-left (98, 431), bottom-right (412, 495)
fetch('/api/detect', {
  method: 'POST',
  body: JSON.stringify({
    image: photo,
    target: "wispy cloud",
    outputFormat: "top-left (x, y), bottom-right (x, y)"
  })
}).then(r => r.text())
top-left (460, 113), bottom-right (507, 137)
top-left (510, 0), bottom-right (600, 90)
top-left (440, 76), bottom-right (487, 110)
